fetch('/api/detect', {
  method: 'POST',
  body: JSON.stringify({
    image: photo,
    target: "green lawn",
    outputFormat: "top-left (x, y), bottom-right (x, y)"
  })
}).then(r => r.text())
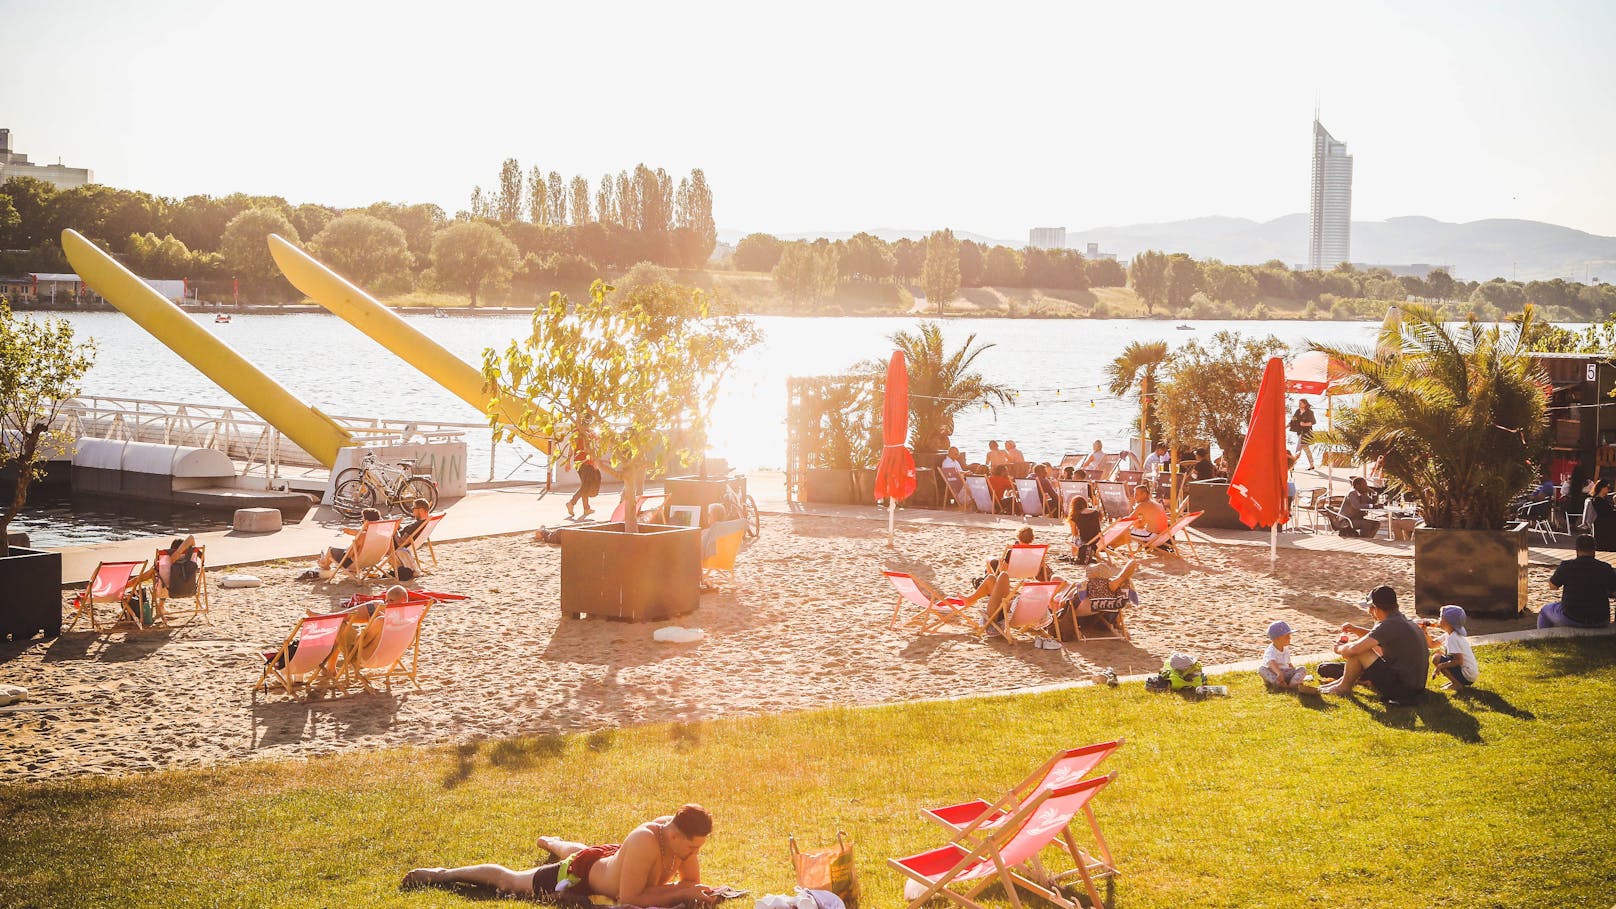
top-left (3, 638), bottom-right (1612, 908)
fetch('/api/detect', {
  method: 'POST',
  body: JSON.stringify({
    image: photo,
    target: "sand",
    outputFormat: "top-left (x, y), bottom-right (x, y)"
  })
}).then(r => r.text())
top-left (0, 513), bottom-right (1541, 784)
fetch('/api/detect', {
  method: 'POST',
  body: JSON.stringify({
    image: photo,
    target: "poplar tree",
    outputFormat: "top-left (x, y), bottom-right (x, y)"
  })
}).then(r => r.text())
top-left (922, 229), bottom-right (961, 316)
top-left (527, 167), bottom-right (548, 224)
top-left (546, 172), bottom-right (567, 226)
top-left (569, 176), bottom-right (591, 225)
top-left (595, 173), bottom-right (616, 224)
top-left (495, 158), bottom-right (524, 222)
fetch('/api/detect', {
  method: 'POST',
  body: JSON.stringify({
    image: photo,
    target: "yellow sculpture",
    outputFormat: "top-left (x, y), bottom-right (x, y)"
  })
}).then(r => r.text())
top-left (267, 234), bottom-right (551, 454)
top-left (61, 229), bottom-right (354, 467)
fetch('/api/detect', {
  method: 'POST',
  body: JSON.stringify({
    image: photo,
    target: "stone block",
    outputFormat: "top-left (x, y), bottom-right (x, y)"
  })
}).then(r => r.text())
top-left (232, 507), bottom-right (282, 533)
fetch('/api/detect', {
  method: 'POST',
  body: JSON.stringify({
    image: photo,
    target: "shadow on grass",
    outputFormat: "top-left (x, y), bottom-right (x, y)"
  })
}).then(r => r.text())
top-left (1345, 691), bottom-right (1485, 743)
top-left (442, 734), bottom-right (568, 789)
top-left (1521, 636), bottom-right (1616, 677)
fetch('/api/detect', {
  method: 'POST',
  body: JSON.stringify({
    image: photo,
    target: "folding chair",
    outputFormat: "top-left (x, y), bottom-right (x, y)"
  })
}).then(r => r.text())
top-left (922, 740), bottom-right (1125, 834)
top-left (1056, 480), bottom-right (1092, 517)
top-left (702, 527), bottom-right (745, 586)
top-left (609, 494), bottom-right (665, 523)
top-left (68, 560), bottom-right (147, 631)
top-left (1069, 585), bottom-right (1136, 642)
top-left (333, 517), bottom-right (401, 582)
top-left (151, 545), bottom-right (208, 624)
top-left (1089, 517), bottom-right (1136, 564)
top-left (1057, 453), bottom-right (1085, 472)
top-left (1133, 510), bottom-right (1204, 560)
top-left (1003, 544), bottom-right (1049, 581)
top-left (1011, 478), bottom-right (1046, 517)
top-left (1112, 469), bottom-right (1142, 487)
top-left (343, 597), bottom-right (432, 691)
top-left (1515, 499), bottom-right (1557, 545)
top-left (1002, 581), bottom-right (1065, 646)
top-left (889, 773), bottom-right (1119, 909)
top-left (255, 612), bottom-right (350, 699)
top-left (1092, 453), bottom-right (1122, 481)
top-left (1293, 487), bottom-right (1327, 533)
top-left (403, 512), bottom-right (446, 573)
top-left (939, 466), bottom-right (971, 512)
top-left (884, 571), bottom-right (982, 635)
top-left (962, 475), bottom-right (996, 514)
top-left (1094, 482), bottom-right (1131, 521)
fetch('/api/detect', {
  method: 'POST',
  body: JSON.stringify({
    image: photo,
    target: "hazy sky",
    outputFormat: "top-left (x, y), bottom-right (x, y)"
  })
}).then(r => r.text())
top-left (4, 0), bottom-right (1614, 239)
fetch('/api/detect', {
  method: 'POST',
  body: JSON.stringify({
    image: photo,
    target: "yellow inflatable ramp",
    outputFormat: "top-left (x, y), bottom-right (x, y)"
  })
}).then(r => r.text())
top-left (62, 229), bottom-right (353, 467)
top-left (267, 234), bottom-right (551, 454)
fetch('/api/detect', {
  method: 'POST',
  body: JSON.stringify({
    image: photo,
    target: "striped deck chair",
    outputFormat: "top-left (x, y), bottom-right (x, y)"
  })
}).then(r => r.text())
top-left (1012, 478), bottom-right (1046, 517)
top-left (1133, 510), bottom-right (1204, 560)
top-left (333, 518), bottom-right (401, 582)
top-left (884, 571), bottom-right (982, 635)
top-left (344, 597), bottom-right (432, 691)
top-left (962, 475), bottom-right (996, 514)
top-left (403, 513), bottom-right (445, 573)
top-left (256, 612), bottom-right (349, 699)
top-left (922, 740), bottom-right (1125, 835)
top-left (1002, 581), bottom-right (1064, 646)
top-left (1003, 544), bottom-right (1049, 582)
top-left (68, 559), bottom-right (147, 631)
top-left (890, 773), bottom-right (1120, 909)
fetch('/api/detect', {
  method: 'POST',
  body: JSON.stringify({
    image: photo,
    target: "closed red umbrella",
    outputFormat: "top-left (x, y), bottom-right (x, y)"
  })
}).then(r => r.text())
top-left (1229, 357), bottom-right (1291, 560)
top-left (874, 350), bottom-right (916, 544)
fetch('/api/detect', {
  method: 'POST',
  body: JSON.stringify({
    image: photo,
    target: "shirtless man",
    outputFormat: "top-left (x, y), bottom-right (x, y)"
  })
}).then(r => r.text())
top-left (403, 804), bottom-right (718, 905)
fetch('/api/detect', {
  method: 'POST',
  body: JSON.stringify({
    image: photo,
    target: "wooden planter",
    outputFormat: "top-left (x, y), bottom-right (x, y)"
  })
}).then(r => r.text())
top-left (1181, 478), bottom-right (1274, 529)
top-left (0, 547), bottom-right (63, 641)
top-left (850, 468), bottom-right (878, 505)
top-left (802, 468), bottom-right (854, 505)
top-left (1413, 527), bottom-right (1527, 618)
top-left (664, 476), bottom-right (742, 526)
top-left (557, 522), bottom-right (701, 622)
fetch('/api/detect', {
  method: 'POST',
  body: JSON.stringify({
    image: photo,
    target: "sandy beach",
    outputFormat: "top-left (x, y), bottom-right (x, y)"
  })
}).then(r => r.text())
top-left (0, 512), bottom-right (1542, 784)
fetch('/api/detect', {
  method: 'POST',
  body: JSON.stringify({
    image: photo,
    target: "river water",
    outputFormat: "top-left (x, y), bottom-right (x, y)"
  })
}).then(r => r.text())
top-left (35, 312), bottom-right (1383, 477)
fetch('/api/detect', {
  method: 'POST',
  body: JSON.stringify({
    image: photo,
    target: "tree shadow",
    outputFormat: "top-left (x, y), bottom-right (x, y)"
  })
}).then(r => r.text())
top-left (40, 626), bottom-right (178, 663)
top-left (441, 734), bottom-right (568, 790)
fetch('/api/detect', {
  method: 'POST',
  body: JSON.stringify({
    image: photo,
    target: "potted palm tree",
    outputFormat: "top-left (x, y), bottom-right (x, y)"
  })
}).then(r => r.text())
top-left (1311, 304), bottom-right (1548, 617)
top-left (0, 305), bottom-right (95, 641)
top-left (484, 279), bottom-right (758, 621)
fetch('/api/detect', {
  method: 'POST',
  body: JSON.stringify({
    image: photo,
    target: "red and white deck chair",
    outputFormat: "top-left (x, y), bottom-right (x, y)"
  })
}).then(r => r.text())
top-left (1132, 510), bottom-right (1204, 560)
top-left (1089, 517), bottom-right (1136, 565)
top-left (1002, 580), bottom-right (1065, 647)
top-left (403, 512), bottom-right (446, 574)
top-left (255, 612), bottom-right (350, 699)
top-left (890, 773), bottom-right (1120, 909)
top-left (333, 517), bottom-right (401, 582)
top-left (884, 571), bottom-right (982, 635)
top-left (68, 559), bottom-right (147, 631)
top-left (343, 596), bottom-right (432, 691)
top-left (1003, 544), bottom-right (1049, 583)
top-left (1011, 478), bottom-right (1046, 518)
top-left (609, 494), bottom-right (665, 523)
top-left (922, 740), bottom-right (1125, 835)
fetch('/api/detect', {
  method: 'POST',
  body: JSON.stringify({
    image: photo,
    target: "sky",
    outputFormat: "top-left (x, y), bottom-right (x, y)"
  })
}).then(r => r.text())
top-left (4, 0), bottom-right (1615, 240)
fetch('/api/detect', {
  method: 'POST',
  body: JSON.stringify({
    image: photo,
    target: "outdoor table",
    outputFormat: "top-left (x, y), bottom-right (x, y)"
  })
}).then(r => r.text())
top-left (1367, 508), bottom-right (1421, 541)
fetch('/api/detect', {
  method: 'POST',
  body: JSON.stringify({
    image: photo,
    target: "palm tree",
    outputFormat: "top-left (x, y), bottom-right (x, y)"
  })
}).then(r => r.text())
top-left (1105, 340), bottom-right (1170, 447)
top-left (860, 322), bottom-right (1015, 452)
top-left (1310, 303), bottom-right (1549, 529)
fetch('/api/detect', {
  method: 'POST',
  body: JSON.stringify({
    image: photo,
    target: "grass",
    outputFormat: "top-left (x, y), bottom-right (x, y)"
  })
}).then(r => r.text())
top-left (6, 637), bottom-right (1609, 908)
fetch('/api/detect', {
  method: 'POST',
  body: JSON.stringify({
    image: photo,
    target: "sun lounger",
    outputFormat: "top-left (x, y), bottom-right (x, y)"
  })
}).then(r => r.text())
top-left (922, 740), bottom-right (1125, 835)
top-left (939, 466), bottom-right (970, 512)
top-left (1003, 544), bottom-right (1049, 581)
top-left (1056, 480), bottom-right (1092, 517)
top-left (1133, 510), bottom-right (1204, 560)
top-left (884, 571), bottom-right (982, 635)
top-left (1091, 517), bottom-right (1136, 564)
top-left (151, 545), bottom-right (208, 624)
top-left (403, 512), bottom-right (445, 573)
top-left (343, 597), bottom-right (432, 691)
top-left (256, 612), bottom-right (350, 698)
top-left (1012, 478), bottom-right (1045, 517)
top-left (1002, 581), bottom-right (1064, 645)
top-left (1094, 481), bottom-right (1131, 521)
top-left (334, 517), bottom-right (401, 582)
top-left (68, 560), bottom-right (148, 631)
top-left (962, 475), bottom-right (996, 514)
top-left (1092, 453), bottom-right (1122, 481)
top-left (890, 773), bottom-right (1119, 909)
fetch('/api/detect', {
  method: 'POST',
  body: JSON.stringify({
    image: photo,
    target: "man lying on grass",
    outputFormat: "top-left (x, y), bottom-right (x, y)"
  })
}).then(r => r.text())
top-left (403, 804), bottom-right (719, 905)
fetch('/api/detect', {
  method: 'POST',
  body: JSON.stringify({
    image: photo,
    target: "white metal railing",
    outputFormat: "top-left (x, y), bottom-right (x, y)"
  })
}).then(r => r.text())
top-left (54, 396), bottom-right (538, 484)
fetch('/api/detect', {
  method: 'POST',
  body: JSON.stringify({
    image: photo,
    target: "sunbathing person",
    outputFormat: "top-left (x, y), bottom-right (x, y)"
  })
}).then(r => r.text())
top-left (404, 805), bottom-right (718, 905)
top-left (125, 535), bottom-right (199, 621)
top-left (1061, 559), bottom-right (1140, 631)
top-left (309, 508), bottom-right (385, 577)
top-left (1126, 484), bottom-right (1170, 548)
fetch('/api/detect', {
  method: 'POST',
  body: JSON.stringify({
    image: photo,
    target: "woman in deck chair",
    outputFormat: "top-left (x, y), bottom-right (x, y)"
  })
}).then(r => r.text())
top-left (308, 508), bottom-right (384, 578)
top-left (1060, 559), bottom-right (1141, 638)
top-left (125, 535), bottom-right (199, 622)
top-left (1065, 496), bottom-right (1104, 565)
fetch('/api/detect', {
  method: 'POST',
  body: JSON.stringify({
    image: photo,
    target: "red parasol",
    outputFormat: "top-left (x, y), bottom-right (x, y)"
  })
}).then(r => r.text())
top-left (1229, 357), bottom-right (1291, 536)
top-left (874, 350), bottom-right (917, 502)
top-left (1283, 350), bottom-right (1351, 396)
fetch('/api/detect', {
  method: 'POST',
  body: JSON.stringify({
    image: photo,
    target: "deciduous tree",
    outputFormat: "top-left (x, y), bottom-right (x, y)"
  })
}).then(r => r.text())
top-left (922, 229), bottom-right (961, 315)
top-left (495, 158), bottom-right (524, 223)
top-left (1129, 250), bottom-right (1168, 314)
top-left (569, 176), bottom-right (591, 225)
top-left (0, 305), bottom-right (95, 542)
top-left (220, 208), bottom-right (300, 299)
top-left (734, 233), bottom-right (783, 272)
top-left (430, 220), bottom-right (518, 308)
top-left (309, 213), bottom-right (414, 289)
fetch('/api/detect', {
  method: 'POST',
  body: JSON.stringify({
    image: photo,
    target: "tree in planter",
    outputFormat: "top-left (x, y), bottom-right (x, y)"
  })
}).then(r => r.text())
top-left (0, 305), bottom-right (95, 542)
top-left (1157, 330), bottom-right (1289, 457)
top-left (482, 279), bottom-right (759, 531)
top-left (1310, 303), bottom-right (1548, 529)
top-left (857, 321), bottom-right (1015, 454)
top-left (1105, 340), bottom-right (1170, 446)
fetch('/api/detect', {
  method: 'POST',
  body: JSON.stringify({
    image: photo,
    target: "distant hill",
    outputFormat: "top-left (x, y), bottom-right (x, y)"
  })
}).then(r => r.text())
top-left (720, 216), bottom-right (1616, 283)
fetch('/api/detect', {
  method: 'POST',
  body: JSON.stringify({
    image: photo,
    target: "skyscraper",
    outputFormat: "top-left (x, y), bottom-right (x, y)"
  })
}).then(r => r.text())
top-left (1307, 118), bottom-right (1352, 270)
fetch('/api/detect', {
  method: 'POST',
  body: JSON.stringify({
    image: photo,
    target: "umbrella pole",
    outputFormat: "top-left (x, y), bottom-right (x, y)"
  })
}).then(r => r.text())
top-left (1270, 522), bottom-right (1277, 566)
top-left (888, 498), bottom-right (897, 547)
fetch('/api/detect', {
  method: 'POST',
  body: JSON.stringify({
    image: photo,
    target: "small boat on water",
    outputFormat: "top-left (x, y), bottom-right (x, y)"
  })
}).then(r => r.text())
top-left (215, 314), bottom-right (231, 323)
top-left (1175, 324), bottom-right (1194, 330)
top-left (433, 308), bottom-right (449, 318)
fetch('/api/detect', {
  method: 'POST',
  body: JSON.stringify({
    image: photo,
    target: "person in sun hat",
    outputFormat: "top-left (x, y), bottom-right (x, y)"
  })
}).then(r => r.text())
top-left (1258, 620), bottom-right (1313, 691)
top-left (1421, 604), bottom-right (1480, 691)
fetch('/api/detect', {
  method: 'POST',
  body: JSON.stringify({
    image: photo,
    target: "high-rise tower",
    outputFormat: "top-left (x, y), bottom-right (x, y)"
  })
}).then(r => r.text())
top-left (1307, 118), bottom-right (1352, 270)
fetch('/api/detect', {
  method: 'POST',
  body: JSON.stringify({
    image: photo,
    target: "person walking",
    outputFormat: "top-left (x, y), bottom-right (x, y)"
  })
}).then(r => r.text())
top-left (1289, 399), bottom-right (1317, 470)
top-left (568, 443), bottom-right (602, 519)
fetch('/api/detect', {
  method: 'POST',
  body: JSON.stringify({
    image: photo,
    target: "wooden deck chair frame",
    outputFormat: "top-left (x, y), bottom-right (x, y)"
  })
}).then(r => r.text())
top-left (1003, 581), bottom-right (1064, 645)
top-left (1068, 587), bottom-right (1136, 642)
top-left (151, 544), bottom-right (209, 624)
top-left (922, 740), bottom-right (1125, 836)
top-left (70, 559), bottom-right (148, 632)
top-left (962, 475), bottom-right (996, 514)
top-left (255, 612), bottom-right (351, 700)
top-left (1011, 478), bottom-right (1045, 517)
top-left (889, 773), bottom-right (1119, 909)
top-left (1057, 453), bottom-right (1085, 471)
top-left (939, 466), bottom-right (970, 512)
top-left (1093, 481), bottom-right (1131, 522)
top-left (884, 571), bottom-right (982, 635)
top-left (1092, 452), bottom-right (1122, 481)
top-left (1088, 517), bottom-right (1135, 565)
top-left (702, 528), bottom-right (745, 585)
top-left (405, 512), bottom-right (446, 573)
top-left (1133, 510), bottom-right (1204, 560)
top-left (334, 517), bottom-right (402, 582)
top-left (344, 597), bottom-right (432, 691)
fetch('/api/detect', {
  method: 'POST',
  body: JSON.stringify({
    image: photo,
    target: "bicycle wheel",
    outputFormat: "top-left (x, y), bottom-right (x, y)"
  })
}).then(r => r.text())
top-left (398, 477), bottom-right (438, 513)
top-left (743, 494), bottom-right (760, 540)
top-left (332, 467), bottom-right (363, 489)
top-left (333, 478), bottom-right (379, 520)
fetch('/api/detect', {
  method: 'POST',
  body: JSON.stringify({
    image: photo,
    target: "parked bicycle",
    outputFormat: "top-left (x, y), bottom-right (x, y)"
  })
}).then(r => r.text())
top-left (720, 475), bottom-right (761, 541)
top-left (332, 451), bottom-right (438, 520)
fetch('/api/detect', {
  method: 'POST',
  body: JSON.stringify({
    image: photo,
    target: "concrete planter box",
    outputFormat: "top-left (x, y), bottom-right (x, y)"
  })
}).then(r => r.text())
top-left (664, 476), bottom-right (742, 525)
top-left (1181, 478), bottom-right (1276, 529)
top-left (557, 522), bottom-right (700, 622)
top-left (1413, 527), bottom-right (1527, 618)
top-left (0, 547), bottom-right (63, 641)
top-left (802, 468), bottom-right (854, 505)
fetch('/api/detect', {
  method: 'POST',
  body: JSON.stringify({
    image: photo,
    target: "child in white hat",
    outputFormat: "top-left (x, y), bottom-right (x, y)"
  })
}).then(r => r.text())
top-left (1422, 605), bottom-right (1479, 691)
top-left (1258, 621), bottom-right (1314, 691)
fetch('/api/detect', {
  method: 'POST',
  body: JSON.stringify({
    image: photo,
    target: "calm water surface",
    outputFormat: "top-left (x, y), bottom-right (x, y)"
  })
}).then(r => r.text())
top-left (39, 312), bottom-right (1385, 473)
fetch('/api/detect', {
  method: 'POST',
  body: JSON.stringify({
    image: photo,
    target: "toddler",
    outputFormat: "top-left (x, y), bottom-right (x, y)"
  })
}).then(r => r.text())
top-left (1423, 604), bottom-right (1479, 691)
top-left (1258, 620), bottom-right (1314, 691)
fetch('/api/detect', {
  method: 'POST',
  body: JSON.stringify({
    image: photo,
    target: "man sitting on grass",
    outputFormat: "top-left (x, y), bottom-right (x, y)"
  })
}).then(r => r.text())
top-left (1540, 534), bottom-right (1616, 629)
top-left (1318, 585), bottom-right (1427, 703)
top-left (404, 804), bottom-right (719, 905)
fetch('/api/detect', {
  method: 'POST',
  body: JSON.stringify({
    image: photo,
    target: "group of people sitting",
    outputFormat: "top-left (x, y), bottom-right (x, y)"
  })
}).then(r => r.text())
top-left (1065, 484), bottom-right (1171, 559)
top-left (302, 499), bottom-right (434, 582)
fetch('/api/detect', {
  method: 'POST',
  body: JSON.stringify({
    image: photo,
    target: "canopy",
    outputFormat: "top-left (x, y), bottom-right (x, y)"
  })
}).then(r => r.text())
top-left (1284, 350), bottom-right (1352, 396)
top-left (1229, 357), bottom-right (1291, 533)
top-left (874, 350), bottom-right (916, 501)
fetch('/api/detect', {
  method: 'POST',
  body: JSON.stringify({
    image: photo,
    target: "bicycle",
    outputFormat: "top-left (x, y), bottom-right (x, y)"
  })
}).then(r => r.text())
top-left (332, 451), bottom-right (438, 520)
top-left (719, 475), bottom-right (760, 541)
